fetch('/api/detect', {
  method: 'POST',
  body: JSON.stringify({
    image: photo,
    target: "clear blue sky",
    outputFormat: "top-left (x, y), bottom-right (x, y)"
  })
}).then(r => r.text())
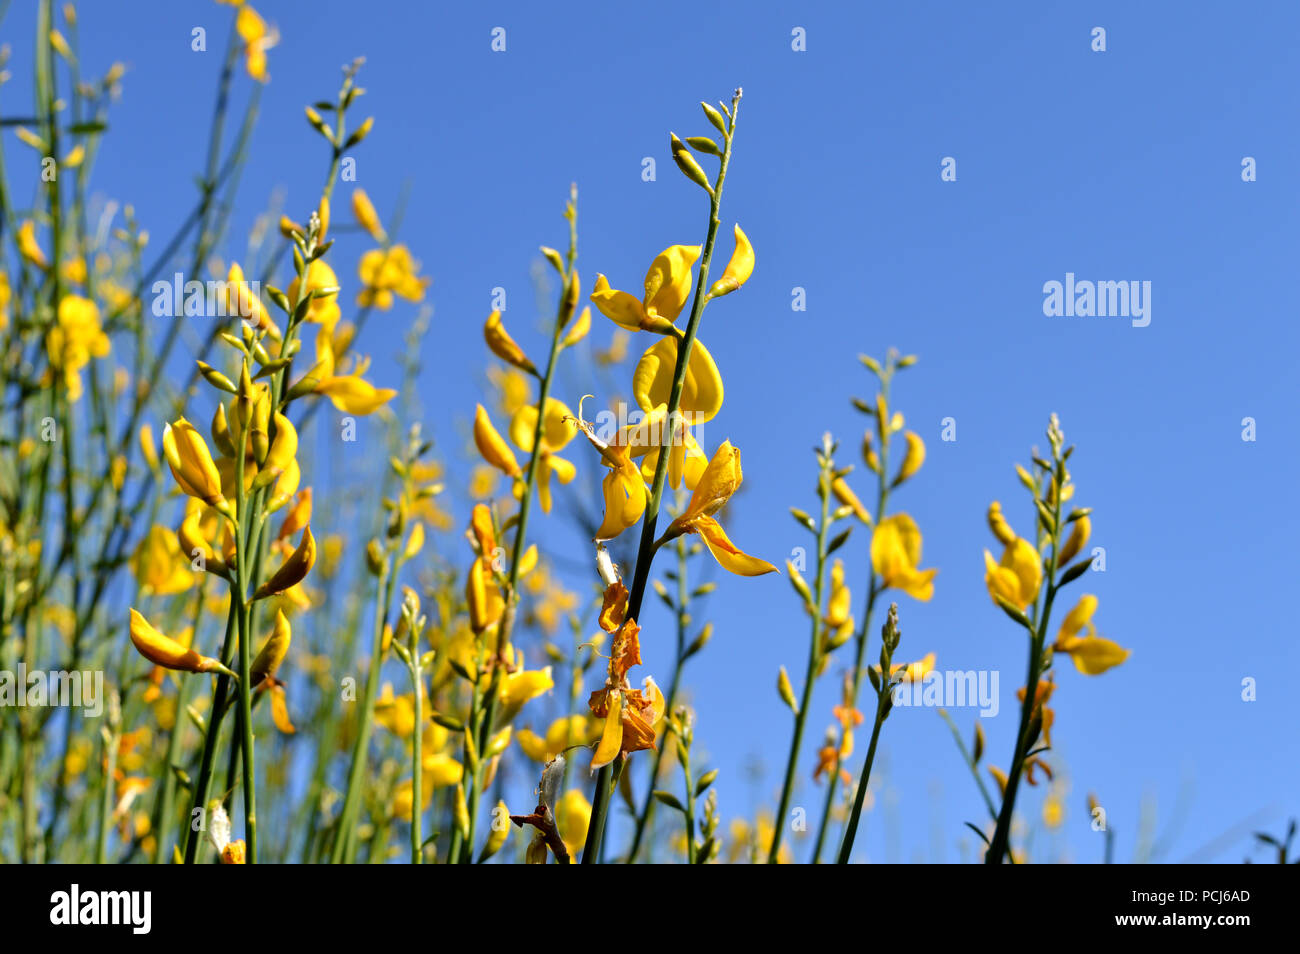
top-left (7, 0), bottom-right (1297, 862)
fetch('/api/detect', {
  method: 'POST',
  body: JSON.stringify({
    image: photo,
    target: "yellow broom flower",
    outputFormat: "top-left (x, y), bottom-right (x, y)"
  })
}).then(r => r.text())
top-left (129, 609), bottom-right (235, 677)
top-left (662, 441), bottom-right (777, 576)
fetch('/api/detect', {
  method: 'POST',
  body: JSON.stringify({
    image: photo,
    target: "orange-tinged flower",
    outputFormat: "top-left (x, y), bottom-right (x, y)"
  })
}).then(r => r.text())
top-left (588, 620), bottom-right (664, 770)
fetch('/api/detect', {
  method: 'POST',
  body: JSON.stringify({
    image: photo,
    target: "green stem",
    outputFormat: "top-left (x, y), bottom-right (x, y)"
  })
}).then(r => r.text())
top-left (182, 603), bottom-right (238, 863)
top-left (986, 471), bottom-right (1063, 864)
top-left (836, 694), bottom-right (885, 863)
top-left (769, 460), bottom-right (830, 863)
top-left (331, 562), bottom-right (395, 863)
top-left (583, 88), bottom-right (743, 864)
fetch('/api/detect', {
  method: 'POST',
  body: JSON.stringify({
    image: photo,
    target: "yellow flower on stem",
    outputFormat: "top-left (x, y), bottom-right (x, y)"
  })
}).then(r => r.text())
top-left (1058, 513), bottom-right (1091, 565)
top-left (572, 404), bottom-right (649, 542)
top-left (356, 245), bottom-right (428, 310)
top-left (128, 609), bottom-right (235, 677)
top-left (130, 525), bottom-right (195, 596)
top-left (661, 440), bottom-right (777, 576)
top-left (18, 220), bottom-right (48, 269)
top-left (224, 262), bottom-right (280, 340)
top-left (509, 398), bottom-right (577, 513)
top-left (474, 403), bottom-right (521, 478)
top-left (590, 244), bottom-right (701, 334)
top-left (47, 295), bottom-right (110, 401)
top-left (870, 513), bottom-right (937, 600)
top-left (484, 310), bottom-right (536, 375)
top-left (983, 536), bottom-right (1041, 611)
top-left (465, 554), bottom-right (504, 634)
top-left (234, 4), bottom-right (278, 82)
top-left (163, 418), bottom-right (227, 508)
top-left (253, 526), bottom-right (316, 599)
top-left (633, 335), bottom-right (724, 425)
top-left (310, 324), bottom-right (396, 415)
top-left (516, 715), bottom-right (601, 762)
top-left (351, 189), bottom-right (387, 242)
top-left (287, 258), bottom-right (340, 328)
top-left (496, 664), bottom-right (556, 726)
top-left (706, 225), bottom-right (754, 300)
top-left (1052, 594), bottom-right (1131, 675)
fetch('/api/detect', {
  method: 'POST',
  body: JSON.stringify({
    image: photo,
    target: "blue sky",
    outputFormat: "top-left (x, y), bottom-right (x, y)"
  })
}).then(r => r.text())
top-left (7, 0), bottom-right (1298, 862)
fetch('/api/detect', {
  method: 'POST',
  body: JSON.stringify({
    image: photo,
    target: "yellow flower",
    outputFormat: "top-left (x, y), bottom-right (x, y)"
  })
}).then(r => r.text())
top-left (893, 431), bottom-right (925, 485)
top-left (18, 220), bottom-right (48, 269)
top-left (1058, 513), bottom-right (1091, 565)
top-left (872, 651), bottom-right (937, 683)
top-left (351, 189), bottom-right (387, 242)
top-left (234, 4), bottom-right (278, 82)
top-left (253, 526), bottom-right (316, 599)
top-left (311, 324), bottom-right (396, 415)
top-left (516, 714), bottom-right (600, 762)
top-left (1052, 594), bottom-right (1131, 675)
top-left (484, 310), bottom-right (536, 374)
top-left (632, 336), bottom-right (724, 425)
top-left (468, 464), bottom-right (500, 499)
top-left (832, 477), bottom-right (872, 524)
top-left (590, 244), bottom-right (701, 334)
top-left (870, 514), bottom-right (937, 600)
top-left (823, 559), bottom-right (854, 643)
top-left (509, 398), bottom-right (577, 513)
top-left (572, 406), bottom-right (648, 542)
top-left (357, 245), bottom-right (428, 309)
top-left (287, 259), bottom-right (340, 328)
top-left (496, 664), bottom-right (555, 725)
top-left (983, 537), bottom-right (1041, 611)
top-left (224, 262), bottom-right (279, 340)
top-left (987, 501), bottom-right (1017, 546)
top-left (473, 403), bottom-right (521, 477)
top-left (250, 610), bottom-right (292, 688)
top-left (130, 525), bottom-right (195, 596)
top-left (0, 270), bottom-right (11, 332)
top-left (465, 555), bottom-right (504, 634)
top-left (47, 295), bottom-right (109, 400)
top-left (128, 609), bottom-right (234, 676)
top-left (706, 225), bottom-right (754, 299)
top-left (663, 441), bottom-right (776, 576)
top-left (163, 418), bottom-right (226, 507)
top-left (556, 789), bottom-right (591, 858)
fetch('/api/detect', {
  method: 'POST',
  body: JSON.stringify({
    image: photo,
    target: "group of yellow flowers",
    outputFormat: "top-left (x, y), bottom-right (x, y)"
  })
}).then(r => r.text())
top-left (1, 2), bottom-right (1136, 866)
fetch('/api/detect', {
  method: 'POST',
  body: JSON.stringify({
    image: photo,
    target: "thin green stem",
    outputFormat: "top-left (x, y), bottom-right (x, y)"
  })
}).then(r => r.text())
top-left (583, 89), bottom-right (742, 863)
top-left (769, 460), bottom-right (830, 863)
